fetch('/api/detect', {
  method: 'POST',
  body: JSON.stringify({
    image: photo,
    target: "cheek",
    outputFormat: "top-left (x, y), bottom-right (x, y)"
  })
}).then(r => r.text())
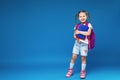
top-left (78, 17), bottom-right (81, 21)
top-left (79, 17), bottom-right (82, 20)
top-left (84, 17), bottom-right (87, 20)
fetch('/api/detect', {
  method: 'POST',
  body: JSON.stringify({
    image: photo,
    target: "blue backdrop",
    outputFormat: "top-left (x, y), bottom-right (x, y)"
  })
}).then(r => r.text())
top-left (0, 0), bottom-right (120, 80)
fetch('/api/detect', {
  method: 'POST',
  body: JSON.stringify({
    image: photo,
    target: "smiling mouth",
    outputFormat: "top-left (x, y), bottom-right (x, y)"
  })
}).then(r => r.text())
top-left (81, 19), bottom-right (85, 21)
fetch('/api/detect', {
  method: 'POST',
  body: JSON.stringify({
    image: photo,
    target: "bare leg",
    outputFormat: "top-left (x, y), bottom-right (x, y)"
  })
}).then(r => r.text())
top-left (81, 56), bottom-right (86, 64)
top-left (70, 54), bottom-right (77, 64)
top-left (68, 54), bottom-right (77, 69)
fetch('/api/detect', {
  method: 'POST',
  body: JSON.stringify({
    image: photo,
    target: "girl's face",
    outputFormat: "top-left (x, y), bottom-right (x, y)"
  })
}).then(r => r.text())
top-left (78, 12), bottom-right (87, 23)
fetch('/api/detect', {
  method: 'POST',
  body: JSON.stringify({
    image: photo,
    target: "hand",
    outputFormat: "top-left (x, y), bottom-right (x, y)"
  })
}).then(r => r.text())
top-left (73, 34), bottom-right (81, 42)
top-left (74, 35), bottom-right (78, 40)
top-left (78, 39), bottom-right (81, 43)
top-left (75, 30), bottom-right (80, 34)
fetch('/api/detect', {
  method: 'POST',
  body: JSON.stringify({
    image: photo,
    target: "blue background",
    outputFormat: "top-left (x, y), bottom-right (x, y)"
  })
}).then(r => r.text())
top-left (0, 0), bottom-right (120, 80)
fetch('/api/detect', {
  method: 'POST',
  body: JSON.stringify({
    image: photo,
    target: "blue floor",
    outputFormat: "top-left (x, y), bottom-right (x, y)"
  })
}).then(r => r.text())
top-left (0, 63), bottom-right (120, 80)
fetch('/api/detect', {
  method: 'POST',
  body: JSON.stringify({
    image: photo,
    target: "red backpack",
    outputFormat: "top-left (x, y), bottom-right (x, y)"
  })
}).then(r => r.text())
top-left (75, 22), bottom-right (96, 50)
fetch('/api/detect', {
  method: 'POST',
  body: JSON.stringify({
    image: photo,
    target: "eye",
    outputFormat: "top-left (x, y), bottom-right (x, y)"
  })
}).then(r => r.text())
top-left (79, 16), bottom-right (82, 18)
top-left (83, 16), bottom-right (85, 17)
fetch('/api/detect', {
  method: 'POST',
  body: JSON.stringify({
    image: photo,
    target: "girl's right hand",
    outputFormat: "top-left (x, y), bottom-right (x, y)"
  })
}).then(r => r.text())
top-left (74, 35), bottom-right (80, 42)
top-left (78, 39), bottom-right (81, 43)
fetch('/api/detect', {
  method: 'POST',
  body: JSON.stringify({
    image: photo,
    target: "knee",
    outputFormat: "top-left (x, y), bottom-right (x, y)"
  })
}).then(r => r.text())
top-left (81, 56), bottom-right (86, 61)
top-left (71, 55), bottom-right (77, 61)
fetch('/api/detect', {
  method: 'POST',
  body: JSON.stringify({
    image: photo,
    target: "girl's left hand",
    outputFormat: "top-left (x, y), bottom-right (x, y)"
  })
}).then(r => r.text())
top-left (75, 30), bottom-right (80, 34)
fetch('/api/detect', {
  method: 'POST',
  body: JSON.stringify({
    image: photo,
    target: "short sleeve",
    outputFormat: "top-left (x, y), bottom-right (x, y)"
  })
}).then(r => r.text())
top-left (74, 25), bottom-right (76, 30)
top-left (88, 23), bottom-right (93, 29)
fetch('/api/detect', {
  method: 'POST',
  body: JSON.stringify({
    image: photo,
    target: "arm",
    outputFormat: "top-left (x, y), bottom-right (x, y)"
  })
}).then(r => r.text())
top-left (73, 31), bottom-right (78, 39)
top-left (78, 27), bottom-right (92, 36)
top-left (73, 26), bottom-right (78, 39)
top-left (75, 23), bottom-right (93, 36)
top-left (74, 30), bottom-right (81, 42)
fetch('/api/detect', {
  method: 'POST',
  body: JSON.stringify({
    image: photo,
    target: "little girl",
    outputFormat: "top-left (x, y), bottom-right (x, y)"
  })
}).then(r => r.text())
top-left (66, 10), bottom-right (93, 79)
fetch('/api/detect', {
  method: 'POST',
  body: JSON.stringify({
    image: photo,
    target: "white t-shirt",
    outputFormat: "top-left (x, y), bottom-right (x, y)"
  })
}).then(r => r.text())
top-left (74, 23), bottom-right (93, 44)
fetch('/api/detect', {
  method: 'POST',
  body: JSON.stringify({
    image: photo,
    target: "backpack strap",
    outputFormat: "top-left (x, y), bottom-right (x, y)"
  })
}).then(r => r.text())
top-left (85, 22), bottom-right (88, 27)
top-left (75, 23), bottom-right (80, 30)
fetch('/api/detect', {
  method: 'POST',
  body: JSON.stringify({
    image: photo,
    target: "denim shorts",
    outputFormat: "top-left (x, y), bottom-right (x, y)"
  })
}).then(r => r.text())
top-left (72, 40), bottom-right (88, 56)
